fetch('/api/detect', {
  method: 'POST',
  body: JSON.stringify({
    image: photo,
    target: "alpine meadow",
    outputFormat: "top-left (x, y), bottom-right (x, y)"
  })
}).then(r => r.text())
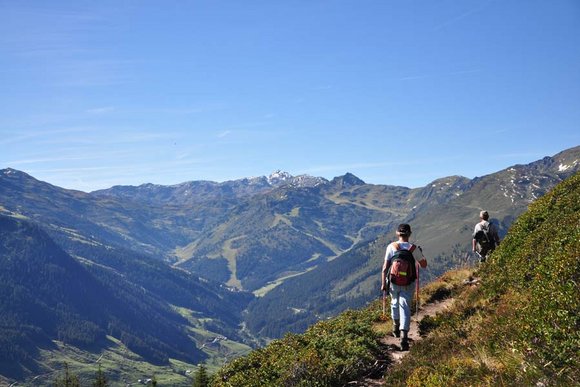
top-left (0, 146), bottom-right (579, 385)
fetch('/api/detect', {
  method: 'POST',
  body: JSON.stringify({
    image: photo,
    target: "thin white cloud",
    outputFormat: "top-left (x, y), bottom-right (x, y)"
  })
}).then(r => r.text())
top-left (26, 155), bottom-right (223, 191)
top-left (218, 130), bottom-right (232, 138)
top-left (397, 75), bottom-right (431, 82)
top-left (6, 148), bottom-right (144, 167)
top-left (2, 6), bottom-right (130, 88)
top-left (0, 127), bottom-right (95, 146)
top-left (395, 69), bottom-right (481, 82)
top-left (311, 85), bottom-right (334, 91)
top-left (434, 0), bottom-right (495, 31)
top-left (8, 156), bottom-right (96, 166)
top-left (145, 104), bottom-right (228, 115)
top-left (86, 106), bottom-right (116, 115)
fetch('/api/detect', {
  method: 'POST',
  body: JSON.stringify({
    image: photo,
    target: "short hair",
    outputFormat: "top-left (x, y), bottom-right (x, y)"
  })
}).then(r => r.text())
top-left (480, 210), bottom-right (489, 220)
top-left (397, 223), bottom-right (412, 236)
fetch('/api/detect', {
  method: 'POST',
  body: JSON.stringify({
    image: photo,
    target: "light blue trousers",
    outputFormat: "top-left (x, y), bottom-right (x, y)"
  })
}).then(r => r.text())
top-left (390, 282), bottom-right (415, 331)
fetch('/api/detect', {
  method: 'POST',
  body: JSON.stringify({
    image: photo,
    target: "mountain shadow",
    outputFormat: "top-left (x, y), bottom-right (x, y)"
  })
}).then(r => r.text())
top-left (0, 215), bottom-right (205, 380)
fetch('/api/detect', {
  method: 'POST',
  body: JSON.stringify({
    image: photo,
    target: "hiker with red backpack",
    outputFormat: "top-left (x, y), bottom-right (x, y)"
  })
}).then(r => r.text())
top-left (472, 210), bottom-right (500, 263)
top-left (381, 223), bottom-right (427, 351)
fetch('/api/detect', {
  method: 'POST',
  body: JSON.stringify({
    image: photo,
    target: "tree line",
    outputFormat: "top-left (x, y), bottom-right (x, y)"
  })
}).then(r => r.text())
top-left (51, 363), bottom-right (211, 387)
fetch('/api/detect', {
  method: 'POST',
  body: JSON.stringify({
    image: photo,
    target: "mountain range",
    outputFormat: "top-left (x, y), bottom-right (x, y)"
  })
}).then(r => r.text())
top-left (0, 146), bottom-right (578, 383)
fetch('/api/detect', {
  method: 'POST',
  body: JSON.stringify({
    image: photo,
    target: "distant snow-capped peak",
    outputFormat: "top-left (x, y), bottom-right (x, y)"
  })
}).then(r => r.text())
top-left (267, 170), bottom-right (293, 185)
top-left (266, 170), bottom-right (328, 188)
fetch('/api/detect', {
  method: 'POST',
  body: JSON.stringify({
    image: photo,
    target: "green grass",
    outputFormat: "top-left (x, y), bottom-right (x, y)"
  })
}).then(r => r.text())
top-left (34, 337), bottom-right (195, 386)
top-left (253, 266), bottom-right (318, 297)
top-left (171, 305), bottom-right (254, 374)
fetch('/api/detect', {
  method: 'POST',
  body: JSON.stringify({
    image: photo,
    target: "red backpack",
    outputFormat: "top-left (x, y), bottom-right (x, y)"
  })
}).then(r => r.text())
top-left (389, 243), bottom-right (417, 286)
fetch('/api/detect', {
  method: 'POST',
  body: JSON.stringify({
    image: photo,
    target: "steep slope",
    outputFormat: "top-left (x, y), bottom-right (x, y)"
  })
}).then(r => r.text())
top-left (382, 170), bottom-right (580, 385)
top-left (212, 171), bottom-right (579, 386)
top-left (244, 146), bottom-right (580, 339)
top-left (0, 215), bottom-right (205, 380)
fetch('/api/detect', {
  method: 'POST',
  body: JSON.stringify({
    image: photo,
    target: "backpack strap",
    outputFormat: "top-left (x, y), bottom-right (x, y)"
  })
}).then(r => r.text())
top-left (391, 242), bottom-right (416, 253)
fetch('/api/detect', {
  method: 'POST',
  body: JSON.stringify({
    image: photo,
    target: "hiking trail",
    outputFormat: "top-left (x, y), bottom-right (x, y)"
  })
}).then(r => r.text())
top-left (349, 296), bottom-right (456, 386)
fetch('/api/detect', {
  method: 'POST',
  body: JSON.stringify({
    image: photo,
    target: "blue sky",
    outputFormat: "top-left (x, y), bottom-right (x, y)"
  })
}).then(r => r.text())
top-left (1, 1), bottom-right (579, 192)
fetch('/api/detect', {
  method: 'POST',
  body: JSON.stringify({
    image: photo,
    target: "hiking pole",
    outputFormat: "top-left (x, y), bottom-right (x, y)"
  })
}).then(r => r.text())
top-left (382, 290), bottom-right (386, 317)
top-left (382, 273), bottom-right (390, 318)
top-left (415, 245), bottom-right (427, 319)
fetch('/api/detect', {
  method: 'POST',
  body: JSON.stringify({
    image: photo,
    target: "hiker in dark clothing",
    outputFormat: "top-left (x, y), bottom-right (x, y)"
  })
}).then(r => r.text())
top-left (472, 210), bottom-right (500, 262)
top-left (381, 223), bottom-right (427, 351)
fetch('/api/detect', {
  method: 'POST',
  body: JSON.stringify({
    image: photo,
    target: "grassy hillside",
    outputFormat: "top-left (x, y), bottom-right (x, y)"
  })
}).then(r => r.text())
top-left (384, 170), bottom-right (579, 385)
top-left (211, 171), bottom-right (579, 386)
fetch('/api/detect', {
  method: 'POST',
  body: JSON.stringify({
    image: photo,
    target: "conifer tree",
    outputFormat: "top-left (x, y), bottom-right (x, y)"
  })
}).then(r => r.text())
top-left (93, 365), bottom-right (108, 387)
top-left (192, 364), bottom-right (210, 387)
top-left (53, 362), bottom-right (80, 387)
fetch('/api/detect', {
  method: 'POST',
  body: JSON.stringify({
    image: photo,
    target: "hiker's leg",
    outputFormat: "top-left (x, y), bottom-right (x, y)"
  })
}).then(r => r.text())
top-left (389, 287), bottom-right (400, 323)
top-left (398, 286), bottom-right (415, 332)
top-left (479, 247), bottom-right (488, 263)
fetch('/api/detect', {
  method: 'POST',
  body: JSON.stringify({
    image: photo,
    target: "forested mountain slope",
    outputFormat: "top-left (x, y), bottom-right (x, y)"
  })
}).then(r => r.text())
top-left (0, 214), bottom-right (253, 384)
top-left (0, 215), bottom-right (204, 379)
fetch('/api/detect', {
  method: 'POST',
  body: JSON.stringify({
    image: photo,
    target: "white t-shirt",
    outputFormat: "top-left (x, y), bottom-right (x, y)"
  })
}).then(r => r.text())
top-left (384, 241), bottom-right (421, 264)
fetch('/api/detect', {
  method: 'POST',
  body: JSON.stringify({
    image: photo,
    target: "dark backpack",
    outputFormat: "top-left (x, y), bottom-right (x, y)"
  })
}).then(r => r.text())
top-left (474, 221), bottom-right (495, 252)
top-left (389, 243), bottom-right (417, 286)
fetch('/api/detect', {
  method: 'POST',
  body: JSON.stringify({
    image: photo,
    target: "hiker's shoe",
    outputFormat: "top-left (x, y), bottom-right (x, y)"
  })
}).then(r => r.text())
top-left (392, 319), bottom-right (400, 337)
top-left (400, 338), bottom-right (409, 351)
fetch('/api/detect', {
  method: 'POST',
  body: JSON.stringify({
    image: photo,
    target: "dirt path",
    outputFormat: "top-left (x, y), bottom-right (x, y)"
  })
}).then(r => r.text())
top-left (350, 297), bottom-right (456, 386)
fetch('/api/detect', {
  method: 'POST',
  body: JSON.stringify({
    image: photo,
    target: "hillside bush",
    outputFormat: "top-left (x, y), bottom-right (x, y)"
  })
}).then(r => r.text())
top-left (213, 308), bottom-right (382, 386)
